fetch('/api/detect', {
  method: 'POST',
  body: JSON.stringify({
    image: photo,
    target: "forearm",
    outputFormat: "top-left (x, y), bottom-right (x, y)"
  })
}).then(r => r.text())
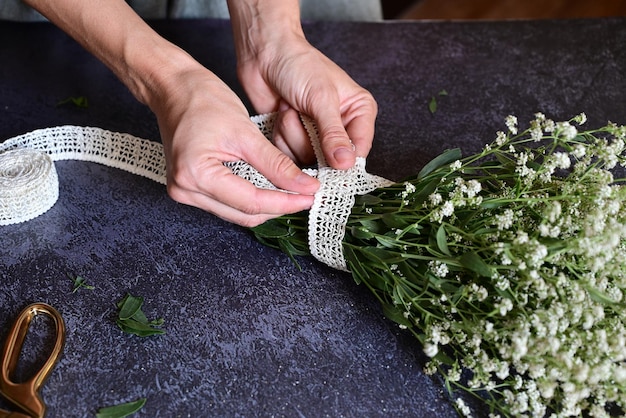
top-left (22, 0), bottom-right (200, 109)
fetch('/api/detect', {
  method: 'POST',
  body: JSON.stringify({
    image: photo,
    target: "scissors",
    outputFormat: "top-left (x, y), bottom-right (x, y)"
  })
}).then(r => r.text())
top-left (0, 303), bottom-right (65, 418)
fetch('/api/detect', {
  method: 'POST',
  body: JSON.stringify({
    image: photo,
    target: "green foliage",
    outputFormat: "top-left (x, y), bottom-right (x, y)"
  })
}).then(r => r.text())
top-left (96, 398), bottom-right (146, 418)
top-left (67, 272), bottom-right (95, 293)
top-left (57, 96), bottom-right (89, 108)
top-left (252, 113), bottom-right (626, 417)
top-left (115, 294), bottom-right (165, 337)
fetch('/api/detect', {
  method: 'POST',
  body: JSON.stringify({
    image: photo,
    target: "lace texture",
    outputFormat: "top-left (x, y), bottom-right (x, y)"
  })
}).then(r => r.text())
top-left (0, 149), bottom-right (59, 225)
top-left (0, 114), bottom-right (393, 270)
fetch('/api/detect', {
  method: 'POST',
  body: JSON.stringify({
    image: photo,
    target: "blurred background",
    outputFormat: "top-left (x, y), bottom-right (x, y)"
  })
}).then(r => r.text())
top-left (383, 0), bottom-right (626, 20)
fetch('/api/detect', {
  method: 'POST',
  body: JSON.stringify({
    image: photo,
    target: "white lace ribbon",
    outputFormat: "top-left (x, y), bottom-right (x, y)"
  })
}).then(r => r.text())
top-left (0, 149), bottom-right (59, 225)
top-left (300, 116), bottom-right (394, 271)
top-left (0, 114), bottom-right (393, 270)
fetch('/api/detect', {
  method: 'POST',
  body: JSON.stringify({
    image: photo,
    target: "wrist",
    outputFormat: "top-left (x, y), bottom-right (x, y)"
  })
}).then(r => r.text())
top-left (227, 0), bottom-right (305, 63)
top-left (125, 37), bottom-right (201, 109)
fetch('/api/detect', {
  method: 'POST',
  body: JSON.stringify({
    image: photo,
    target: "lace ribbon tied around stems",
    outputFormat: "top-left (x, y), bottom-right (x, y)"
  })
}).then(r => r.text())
top-left (0, 114), bottom-right (393, 270)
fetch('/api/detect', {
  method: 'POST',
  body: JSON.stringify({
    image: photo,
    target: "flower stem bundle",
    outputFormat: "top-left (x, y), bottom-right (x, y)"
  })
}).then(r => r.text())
top-left (252, 113), bottom-right (626, 417)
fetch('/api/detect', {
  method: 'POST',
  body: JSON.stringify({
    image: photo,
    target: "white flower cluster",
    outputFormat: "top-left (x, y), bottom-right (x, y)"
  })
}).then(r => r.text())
top-left (408, 114), bottom-right (626, 416)
top-left (427, 177), bottom-right (483, 223)
top-left (256, 113), bottom-right (626, 417)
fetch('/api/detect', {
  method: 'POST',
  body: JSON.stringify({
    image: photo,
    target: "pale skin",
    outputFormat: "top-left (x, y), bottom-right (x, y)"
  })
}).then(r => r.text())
top-left (23, 0), bottom-right (378, 226)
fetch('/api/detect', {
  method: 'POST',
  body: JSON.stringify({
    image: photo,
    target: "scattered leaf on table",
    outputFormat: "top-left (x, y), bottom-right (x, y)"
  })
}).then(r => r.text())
top-left (428, 96), bottom-right (438, 114)
top-left (57, 96), bottom-right (89, 108)
top-left (96, 398), bottom-right (146, 418)
top-left (115, 294), bottom-right (165, 337)
top-left (428, 90), bottom-right (449, 114)
top-left (67, 272), bottom-right (95, 293)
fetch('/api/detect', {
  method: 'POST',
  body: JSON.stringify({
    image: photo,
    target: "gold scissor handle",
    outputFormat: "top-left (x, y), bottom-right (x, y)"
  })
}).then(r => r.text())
top-left (0, 303), bottom-right (65, 418)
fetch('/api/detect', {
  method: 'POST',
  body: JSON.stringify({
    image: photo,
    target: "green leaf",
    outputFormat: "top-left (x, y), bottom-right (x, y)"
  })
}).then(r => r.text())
top-left (412, 178), bottom-right (441, 205)
top-left (351, 226), bottom-right (376, 240)
top-left (355, 194), bottom-right (383, 206)
top-left (343, 245), bottom-right (368, 284)
top-left (382, 213), bottom-right (411, 229)
top-left (278, 240), bottom-right (304, 270)
top-left (118, 294), bottom-right (144, 320)
top-left (67, 273), bottom-right (95, 293)
top-left (479, 200), bottom-right (509, 210)
top-left (428, 96), bottom-right (437, 114)
top-left (116, 318), bottom-right (166, 337)
top-left (115, 294), bottom-right (165, 337)
top-left (586, 286), bottom-right (620, 305)
top-left (57, 96), bottom-right (89, 108)
top-left (252, 221), bottom-right (290, 238)
top-left (417, 148), bottom-right (462, 180)
top-left (358, 219), bottom-right (384, 234)
top-left (96, 398), bottom-right (146, 418)
top-left (363, 246), bottom-right (405, 264)
top-left (428, 90), bottom-right (448, 114)
top-left (459, 252), bottom-right (494, 278)
top-left (382, 303), bottom-right (412, 327)
top-left (435, 225), bottom-right (451, 256)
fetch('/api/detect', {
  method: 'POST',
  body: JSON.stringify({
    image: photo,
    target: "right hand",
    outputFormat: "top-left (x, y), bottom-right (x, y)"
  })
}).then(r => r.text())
top-left (149, 65), bottom-right (320, 227)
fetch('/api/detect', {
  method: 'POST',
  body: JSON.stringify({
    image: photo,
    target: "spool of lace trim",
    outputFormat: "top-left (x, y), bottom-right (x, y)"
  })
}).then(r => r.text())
top-left (0, 149), bottom-right (59, 225)
top-left (0, 114), bottom-right (393, 270)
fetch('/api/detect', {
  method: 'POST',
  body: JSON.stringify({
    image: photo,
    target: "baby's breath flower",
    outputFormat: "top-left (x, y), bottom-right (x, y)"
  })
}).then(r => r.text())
top-left (455, 398), bottom-right (473, 417)
top-left (574, 112), bottom-right (587, 125)
top-left (450, 160), bottom-right (462, 171)
top-left (543, 118), bottom-right (556, 132)
top-left (255, 113), bottom-right (626, 417)
top-left (514, 231), bottom-right (529, 245)
top-left (429, 260), bottom-right (449, 278)
top-left (530, 125), bottom-right (542, 142)
top-left (428, 192), bottom-right (442, 206)
top-left (494, 208), bottom-right (515, 230)
top-left (441, 201), bottom-right (454, 218)
top-left (423, 342), bottom-right (439, 358)
top-left (553, 151), bottom-right (571, 169)
top-left (572, 144), bottom-right (586, 159)
top-left (505, 115), bottom-right (518, 134)
top-left (423, 360), bottom-right (438, 375)
top-left (557, 121), bottom-right (578, 140)
top-left (496, 297), bottom-right (513, 316)
top-left (495, 131), bottom-right (507, 146)
top-left (468, 283), bottom-right (488, 302)
top-left (466, 179), bottom-right (481, 197)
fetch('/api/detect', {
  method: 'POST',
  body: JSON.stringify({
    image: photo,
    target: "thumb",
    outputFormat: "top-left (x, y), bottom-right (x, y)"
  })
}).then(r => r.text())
top-left (309, 103), bottom-right (356, 170)
top-left (241, 129), bottom-right (320, 195)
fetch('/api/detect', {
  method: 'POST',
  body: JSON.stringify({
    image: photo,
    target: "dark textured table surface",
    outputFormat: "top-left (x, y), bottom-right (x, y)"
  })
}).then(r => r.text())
top-left (1, 17), bottom-right (625, 417)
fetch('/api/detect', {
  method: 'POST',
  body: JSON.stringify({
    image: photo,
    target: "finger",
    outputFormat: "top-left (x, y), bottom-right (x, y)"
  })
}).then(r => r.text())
top-left (308, 97), bottom-right (356, 170)
top-left (343, 97), bottom-right (378, 159)
top-left (168, 163), bottom-right (315, 227)
top-left (273, 101), bottom-right (316, 166)
top-left (240, 128), bottom-right (320, 196)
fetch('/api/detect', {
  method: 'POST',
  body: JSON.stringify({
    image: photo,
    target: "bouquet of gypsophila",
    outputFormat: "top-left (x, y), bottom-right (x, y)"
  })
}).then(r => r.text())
top-left (252, 112), bottom-right (626, 417)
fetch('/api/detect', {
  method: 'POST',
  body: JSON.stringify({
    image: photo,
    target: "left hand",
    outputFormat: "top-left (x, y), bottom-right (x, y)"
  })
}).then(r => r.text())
top-left (229, 1), bottom-right (378, 170)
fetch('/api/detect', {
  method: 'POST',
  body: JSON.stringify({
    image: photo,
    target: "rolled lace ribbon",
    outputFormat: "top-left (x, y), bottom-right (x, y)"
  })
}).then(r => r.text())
top-left (0, 114), bottom-right (393, 270)
top-left (0, 149), bottom-right (59, 225)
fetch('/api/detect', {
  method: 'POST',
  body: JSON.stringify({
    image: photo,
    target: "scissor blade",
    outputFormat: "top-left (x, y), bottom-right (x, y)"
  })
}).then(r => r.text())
top-left (0, 409), bottom-right (32, 418)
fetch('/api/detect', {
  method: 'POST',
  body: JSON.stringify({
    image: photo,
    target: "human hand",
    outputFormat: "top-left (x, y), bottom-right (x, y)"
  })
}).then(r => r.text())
top-left (22, 0), bottom-right (322, 227)
top-left (150, 65), bottom-right (320, 227)
top-left (228, 2), bottom-right (378, 170)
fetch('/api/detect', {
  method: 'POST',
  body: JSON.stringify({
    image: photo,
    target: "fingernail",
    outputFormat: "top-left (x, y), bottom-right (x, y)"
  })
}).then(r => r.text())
top-left (333, 147), bottom-right (355, 165)
top-left (296, 173), bottom-right (319, 192)
top-left (278, 100), bottom-right (290, 111)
